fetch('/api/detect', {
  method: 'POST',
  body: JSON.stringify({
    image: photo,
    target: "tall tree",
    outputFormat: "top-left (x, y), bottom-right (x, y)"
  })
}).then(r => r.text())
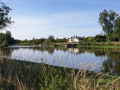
top-left (48, 35), bottom-right (55, 43)
top-left (99, 9), bottom-right (118, 41)
top-left (114, 17), bottom-right (120, 41)
top-left (0, 2), bottom-right (13, 30)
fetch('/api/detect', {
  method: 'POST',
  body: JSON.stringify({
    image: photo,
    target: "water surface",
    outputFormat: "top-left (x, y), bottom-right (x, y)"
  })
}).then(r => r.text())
top-left (1, 46), bottom-right (120, 76)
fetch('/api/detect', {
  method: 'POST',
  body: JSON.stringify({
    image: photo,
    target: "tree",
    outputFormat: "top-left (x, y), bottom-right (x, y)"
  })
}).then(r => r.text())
top-left (32, 37), bottom-right (36, 44)
top-left (114, 17), bottom-right (120, 41)
top-left (5, 31), bottom-right (12, 43)
top-left (1, 39), bottom-right (8, 47)
top-left (0, 33), bottom-right (4, 45)
top-left (95, 35), bottom-right (106, 42)
top-left (0, 2), bottom-right (13, 30)
top-left (99, 9), bottom-right (118, 41)
top-left (48, 35), bottom-right (55, 43)
top-left (0, 31), bottom-right (14, 46)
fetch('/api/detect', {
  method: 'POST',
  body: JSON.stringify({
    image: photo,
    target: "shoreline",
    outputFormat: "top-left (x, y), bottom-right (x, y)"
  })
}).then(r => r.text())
top-left (77, 45), bottom-right (120, 48)
top-left (10, 44), bottom-right (120, 49)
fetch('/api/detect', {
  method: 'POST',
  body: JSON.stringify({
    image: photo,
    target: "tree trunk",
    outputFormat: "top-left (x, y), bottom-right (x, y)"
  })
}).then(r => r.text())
top-left (108, 36), bottom-right (110, 42)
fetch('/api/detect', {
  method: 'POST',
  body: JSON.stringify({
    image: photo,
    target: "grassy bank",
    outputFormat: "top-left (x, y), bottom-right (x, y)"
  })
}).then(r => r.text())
top-left (77, 42), bottom-right (120, 48)
top-left (0, 58), bottom-right (120, 89)
top-left (77, 45), bottom-right (120, 48)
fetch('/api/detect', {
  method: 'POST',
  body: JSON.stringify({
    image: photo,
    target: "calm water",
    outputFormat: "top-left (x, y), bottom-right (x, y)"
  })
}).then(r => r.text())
top-left (1, 46), bottom-right (120, 76)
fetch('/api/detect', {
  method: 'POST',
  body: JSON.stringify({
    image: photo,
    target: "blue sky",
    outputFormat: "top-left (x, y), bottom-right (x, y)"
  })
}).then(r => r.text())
top-left (2, 0), bottom-right (120, 40)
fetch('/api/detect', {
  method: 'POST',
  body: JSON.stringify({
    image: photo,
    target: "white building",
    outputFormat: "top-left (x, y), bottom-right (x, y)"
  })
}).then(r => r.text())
top-left (68, 36), bottom-right (83, 43)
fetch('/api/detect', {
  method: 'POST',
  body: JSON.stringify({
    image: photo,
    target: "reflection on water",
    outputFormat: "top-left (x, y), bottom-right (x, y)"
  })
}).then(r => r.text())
top-left (1, 46), bottom-right (120, 76)
top-left (68, 48), bottom-right (79, 54)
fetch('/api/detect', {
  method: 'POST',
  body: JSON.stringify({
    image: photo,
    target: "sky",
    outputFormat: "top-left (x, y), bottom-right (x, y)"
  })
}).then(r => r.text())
top-left (2, 0), bottom-right (120, 40)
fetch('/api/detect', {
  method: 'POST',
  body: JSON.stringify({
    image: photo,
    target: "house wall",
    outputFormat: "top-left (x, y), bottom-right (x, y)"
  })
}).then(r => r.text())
top-left (69, 39), bottom-right (73, 42)
top-left (73, 39), bottom-right (79, 43)
top-left (68, 38), bottom-right (79, 43)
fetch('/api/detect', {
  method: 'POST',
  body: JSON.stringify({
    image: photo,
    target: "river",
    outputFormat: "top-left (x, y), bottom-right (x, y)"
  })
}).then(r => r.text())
top-left (1, 46), bottom-right (120, 76)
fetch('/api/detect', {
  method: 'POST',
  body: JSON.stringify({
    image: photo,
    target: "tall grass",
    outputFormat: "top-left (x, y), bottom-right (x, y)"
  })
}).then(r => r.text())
top-left (0, 57), bottom-right (120, 90)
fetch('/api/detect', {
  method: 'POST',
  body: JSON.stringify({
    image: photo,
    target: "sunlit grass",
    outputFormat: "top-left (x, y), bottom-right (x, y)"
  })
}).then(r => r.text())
top-left (0, 56), bottom-right (120, 89)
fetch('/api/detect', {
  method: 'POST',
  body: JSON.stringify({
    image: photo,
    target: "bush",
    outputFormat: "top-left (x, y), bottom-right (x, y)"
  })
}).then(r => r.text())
top-left (1, 40), bottom-right (8, 47)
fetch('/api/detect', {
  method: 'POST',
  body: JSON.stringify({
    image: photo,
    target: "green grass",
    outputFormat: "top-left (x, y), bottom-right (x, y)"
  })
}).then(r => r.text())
top-left (0, 58), bottom-right (120, 89)
top-left (77, 41), bottom-right (120, 49)
top-left (77, 45), bottom-right (120, 48)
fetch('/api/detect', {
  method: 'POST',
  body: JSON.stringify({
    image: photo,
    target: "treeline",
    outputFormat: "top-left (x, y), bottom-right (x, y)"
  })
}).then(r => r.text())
top-left (80, 9), bottom-right (120, 43)
top-left (82, 34), bottom-right (106, 42)
top-left (0, 31), bottom-right (14, 47)
top-left (14, 35), bottom-right (68, 45)
top-left (83, 34), bottom-right (120, 43)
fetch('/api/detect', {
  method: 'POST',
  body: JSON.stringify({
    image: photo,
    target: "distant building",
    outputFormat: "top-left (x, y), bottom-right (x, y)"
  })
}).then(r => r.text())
top-left (68, 36), bottom-right (83, 43)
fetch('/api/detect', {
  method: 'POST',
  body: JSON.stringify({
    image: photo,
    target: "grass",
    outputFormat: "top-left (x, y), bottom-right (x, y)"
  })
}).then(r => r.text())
top-left (77, 42), bottom-right (120, 48)
top-left (77, 45), bottom-right (120, 48)
top-left (0, 57), bottom-right (120, 89)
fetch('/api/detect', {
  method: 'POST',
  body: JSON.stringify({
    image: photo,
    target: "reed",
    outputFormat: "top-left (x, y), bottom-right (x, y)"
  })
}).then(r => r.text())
top-left (0, 57), bottom-right (119, 90)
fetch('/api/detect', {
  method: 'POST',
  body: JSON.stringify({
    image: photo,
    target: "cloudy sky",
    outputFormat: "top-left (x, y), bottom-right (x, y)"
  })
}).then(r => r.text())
top-left (2, 0), bottom-right (120, 40)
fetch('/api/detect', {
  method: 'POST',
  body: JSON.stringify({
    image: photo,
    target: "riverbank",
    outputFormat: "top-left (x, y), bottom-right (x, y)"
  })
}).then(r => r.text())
top-left (77, 45), bottom-right (120, 48)
top-left (12, 42), bottom-right (120, 48)
top-left (12, 43), bottom-right (65, 47)
top-left (0, 58), bottom-right (120, 89)
top-left (77, 42), bottom-right (120, 48)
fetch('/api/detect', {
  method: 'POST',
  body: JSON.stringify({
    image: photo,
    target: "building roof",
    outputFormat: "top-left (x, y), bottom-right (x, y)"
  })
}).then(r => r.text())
top-left (70, 36), bottom-right (83, 40)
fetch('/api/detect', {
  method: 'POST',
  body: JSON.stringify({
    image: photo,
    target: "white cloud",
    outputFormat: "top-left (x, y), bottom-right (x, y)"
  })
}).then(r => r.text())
top-left (7, 11), bottom-right (101, 40)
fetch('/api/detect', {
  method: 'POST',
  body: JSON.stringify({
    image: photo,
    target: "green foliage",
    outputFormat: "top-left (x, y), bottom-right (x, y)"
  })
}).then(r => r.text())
top-left (55, 38), bottom-right (67, 43)
top-left (88, 37), bottom-right (95, 42)
top-left (84, 37), bottom-right (95, 42)
top-left (43, 39), bottom-right (49, 45)
top-left (48, 35), bottom-right (55, 43)
top-left (0, 31), bottom-right (14, 47)
top-left (0, 2), bottom-right (13, 30)
top-left (15, 36), bottom-right (68, 45)
top-left (95, 35), bottom-right (106, 42)
top-left (99, 9), bottom-right (118, 41)
top-left (1, 40), bottom-right (8, 47)
top-left (0, 58), bottom-right (120, 89)
top-left (114, 17), bottom-right (120, 41)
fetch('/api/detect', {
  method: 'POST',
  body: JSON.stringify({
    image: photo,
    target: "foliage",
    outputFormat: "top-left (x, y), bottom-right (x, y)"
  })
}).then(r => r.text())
top-left (0, 2), bottom-right (13, 30)
top-left (99, 9), bottom-right (118, 41)
top-left (15, 36), bottom-right (68, 45)
top-left (0, 31), bottom-right (14, 47)
top-left (95, 35), bottom-right (106, 42)
top-left (48, 35), bottom-right (55, 43)
top-left (84, 37), bottom-right (95, 42)
top-left (55, 38), bottom-right (67, 43)
top-left (114, 17), bottom-right (120, 41)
